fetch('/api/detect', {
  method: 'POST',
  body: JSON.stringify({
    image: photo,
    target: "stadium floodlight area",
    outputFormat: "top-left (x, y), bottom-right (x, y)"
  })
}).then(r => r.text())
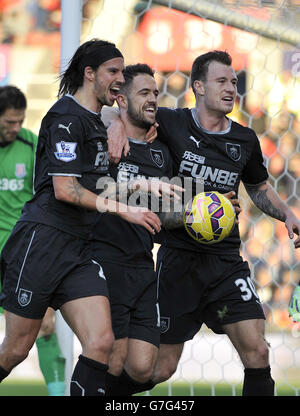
top-left (58, 0), bottom-right (300, 396)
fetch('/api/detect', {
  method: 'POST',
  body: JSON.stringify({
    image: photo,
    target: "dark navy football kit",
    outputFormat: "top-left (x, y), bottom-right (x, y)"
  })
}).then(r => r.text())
top-left (91, 138), bottom-right (173, 347)
top-left (155, 107), bottom-right (268, 342)
top-left (0, 95), bottom-right (109, 318)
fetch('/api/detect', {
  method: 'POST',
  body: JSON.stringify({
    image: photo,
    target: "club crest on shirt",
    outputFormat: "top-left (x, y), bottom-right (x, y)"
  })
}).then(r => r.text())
top-left (18, 288), bottom-right (32, 307)
top-left (54, 141), bottom-right (77, 162)
top-left (226, 143), bottom-right (241, 161)
top-left (150, 148), bottom-right (164, 168)
top-left (15, 163), bottom-right (26, 178)
top-left (160, 317), bottom-right (170, 334)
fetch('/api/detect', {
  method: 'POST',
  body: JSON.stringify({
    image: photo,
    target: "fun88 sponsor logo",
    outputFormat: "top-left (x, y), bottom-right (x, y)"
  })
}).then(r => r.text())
top-left (117, 162), bottom-right (140, 182)
top-left (179, 160), bottom-right (238, 186)
top-left (0, 178), bottom-right (24, 191)
top-left (118, 162), bottom-right (139, 173)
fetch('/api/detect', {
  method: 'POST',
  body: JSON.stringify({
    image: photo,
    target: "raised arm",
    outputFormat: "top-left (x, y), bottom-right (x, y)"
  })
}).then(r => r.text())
top-left (101, 106), bottom-right (130, 163)
top-left (245, 181), bottom-right (300, 248)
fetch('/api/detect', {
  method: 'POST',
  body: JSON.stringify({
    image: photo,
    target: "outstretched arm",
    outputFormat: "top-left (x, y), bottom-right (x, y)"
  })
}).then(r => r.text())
top-left (97, 177), bottom-right (184, 203)
top-left (159, 191), bottom-right (241, 230)
top-left (245, 181), bottom-right (300, 248)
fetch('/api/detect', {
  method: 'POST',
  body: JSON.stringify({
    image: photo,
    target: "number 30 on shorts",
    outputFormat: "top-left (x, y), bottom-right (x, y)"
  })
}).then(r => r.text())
top-left (235, 277), bottom-right (259, 301)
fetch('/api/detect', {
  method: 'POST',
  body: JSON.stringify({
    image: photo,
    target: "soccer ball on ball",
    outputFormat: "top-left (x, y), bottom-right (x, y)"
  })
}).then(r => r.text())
top-left (183, 191), bottom-right (236, 244)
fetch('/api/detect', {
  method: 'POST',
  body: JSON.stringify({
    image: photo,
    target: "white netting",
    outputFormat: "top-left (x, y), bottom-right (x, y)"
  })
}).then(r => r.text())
top-left (81, 0), bottom-right (300, 396)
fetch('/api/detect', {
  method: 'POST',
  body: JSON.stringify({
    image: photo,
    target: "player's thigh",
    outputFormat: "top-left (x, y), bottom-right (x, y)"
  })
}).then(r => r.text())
top-left (125, 338), bottom-right (158, 378)
top-left (152, 343), bottom-right (184, 383)
top-left (223, 318), bottom-right (266, 349)
top-left (222, 318), bottom-right (269, 366)
top-left (108, 337), bottom-right (129, 376)
top-left (38, 307), bottom-right (55, 337)
top-left (1, 311), bottom-right (42, 363)
top-left (60, 295), bottom-right (113, 354)
top-left (203, 256), bottom-right (265, 334)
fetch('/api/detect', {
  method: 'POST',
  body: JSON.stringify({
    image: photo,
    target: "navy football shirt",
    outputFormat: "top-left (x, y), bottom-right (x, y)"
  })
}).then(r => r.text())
top-left (91, 138), bottom-right (173, 266)
top-left (20, 95), bottom-right (109, 239)
top-left (156, 107), bottom-right (269, 254)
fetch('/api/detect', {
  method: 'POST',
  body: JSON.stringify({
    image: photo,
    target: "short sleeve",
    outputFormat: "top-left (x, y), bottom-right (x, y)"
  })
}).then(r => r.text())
top-left (156, 107), bottom-right (183, 145)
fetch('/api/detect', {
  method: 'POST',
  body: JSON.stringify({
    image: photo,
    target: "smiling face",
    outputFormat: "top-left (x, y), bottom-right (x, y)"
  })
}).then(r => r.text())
top-left (197, 61), bottom-right (237, 116)
top-left (93, 57), bottom-right (125, 107)
top-left (122, 73), bottom-right (159, 129)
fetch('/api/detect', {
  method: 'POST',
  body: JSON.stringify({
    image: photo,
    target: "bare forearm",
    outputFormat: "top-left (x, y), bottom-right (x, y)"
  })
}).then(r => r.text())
top-left (100, 179), bottom-right (152, 205)
top-left (102, 181), bottom-right (131, 201)
top-left (54, 176), bottom-right (96, 209)
top-left (52, 176), bottom-right (162, 233)
top-left (54, 176), bottom-right (119, 213)
top-left (245, 182), bottom-right (288, 222)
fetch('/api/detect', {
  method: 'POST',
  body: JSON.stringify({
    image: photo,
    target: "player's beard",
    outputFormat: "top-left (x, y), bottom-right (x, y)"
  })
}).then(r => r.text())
top-left (97, 90), bottom-right (114, 108)
top-left (94, 79), bottom-right (117, 108)
top-left (0, 126), bottom-right (12, 145)
top-left (127, 100), bottom-right (154, 130)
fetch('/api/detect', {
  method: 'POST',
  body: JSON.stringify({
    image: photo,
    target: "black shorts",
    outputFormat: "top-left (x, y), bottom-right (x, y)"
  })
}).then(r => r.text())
top-left (157, 246), bottom-right (265, 343)
top-left (0, 222), bottom-right (108, 319)
top-left (98, 260), bottom-right (160, 348)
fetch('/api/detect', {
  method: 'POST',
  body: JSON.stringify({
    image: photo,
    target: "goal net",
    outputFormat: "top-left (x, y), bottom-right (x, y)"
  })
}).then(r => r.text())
top-left (74, 0), bottom-right (300, 395)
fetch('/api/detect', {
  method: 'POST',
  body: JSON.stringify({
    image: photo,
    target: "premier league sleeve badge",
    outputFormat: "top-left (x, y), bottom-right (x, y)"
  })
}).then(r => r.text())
top-left (54, 141), bottom-right (77, 162)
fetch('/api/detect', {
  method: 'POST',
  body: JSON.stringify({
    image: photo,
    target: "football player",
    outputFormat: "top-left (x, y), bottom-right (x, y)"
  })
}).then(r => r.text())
top-left (0, 39), bottom-right (164, 396)
top-left (91, 64), bottom-right (183, 395)
top-left (0, 85), bottom-right (66, 395)
top-left (106, 50), bottom-right (300, 396)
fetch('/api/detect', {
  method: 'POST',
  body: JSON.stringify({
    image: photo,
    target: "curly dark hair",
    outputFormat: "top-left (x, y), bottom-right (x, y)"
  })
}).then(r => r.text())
top-left (120, 63), bottom-right (155, 95)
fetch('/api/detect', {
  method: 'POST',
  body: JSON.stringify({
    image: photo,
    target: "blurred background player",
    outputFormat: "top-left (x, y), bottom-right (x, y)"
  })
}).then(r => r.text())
top-left (288, 284), bottom-right (300, 322)
top-left (107, 50), bottom-right (300, 396)
top-left (93, 63), bottom-right (181, 396)
top-left (0, 85), bottom-right (66, 395)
